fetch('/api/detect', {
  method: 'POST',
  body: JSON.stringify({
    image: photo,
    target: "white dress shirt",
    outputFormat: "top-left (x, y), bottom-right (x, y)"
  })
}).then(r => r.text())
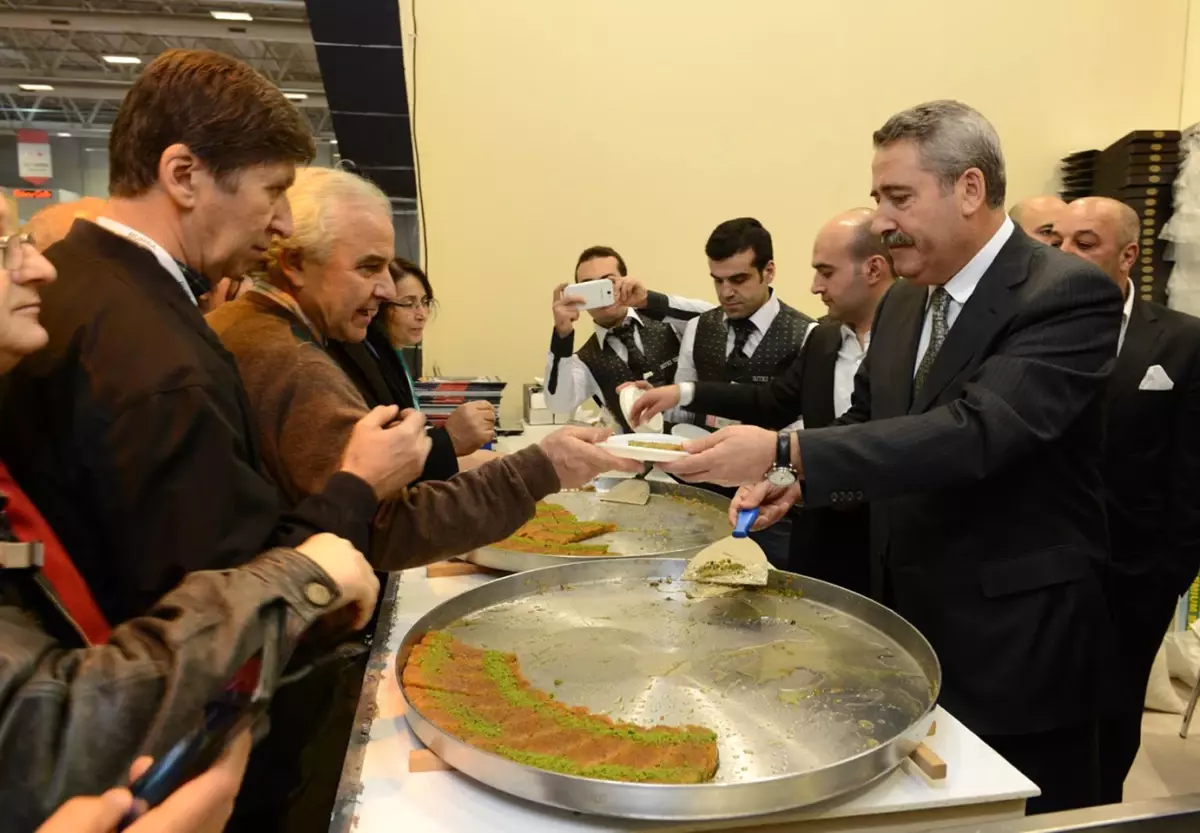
top-left (914, 216), bottom-right (1014, 376)
top-left (1118, 279), bottom-right (1135, 356)
top-left (833, 325), bottom-right (871, 418)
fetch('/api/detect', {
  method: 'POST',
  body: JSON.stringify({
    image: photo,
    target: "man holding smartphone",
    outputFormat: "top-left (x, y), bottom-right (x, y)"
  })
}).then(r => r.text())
top-left (543, 246), bottom-right (706, 432)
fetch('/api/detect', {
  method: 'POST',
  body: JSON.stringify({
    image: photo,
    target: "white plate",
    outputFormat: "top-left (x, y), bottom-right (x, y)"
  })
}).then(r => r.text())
top-left (617, 385), bottom-right (664, 434)
top-left (599, 432), bottom-right (689, 463)
top-left (670, 423), bottom-right (711, 441)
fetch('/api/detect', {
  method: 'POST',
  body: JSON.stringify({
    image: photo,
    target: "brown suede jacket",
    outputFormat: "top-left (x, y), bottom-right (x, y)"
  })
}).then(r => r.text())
top-left (207, 294), bottom-right (559, 570)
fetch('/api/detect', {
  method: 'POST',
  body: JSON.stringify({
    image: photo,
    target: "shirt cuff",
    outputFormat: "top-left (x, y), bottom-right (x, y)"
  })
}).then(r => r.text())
top-left (549, 329), bottom-right (574, 359)
top-left (642, 290), bottom-right (671, 319)
top-left (678, 381), bottom-right (695, 407)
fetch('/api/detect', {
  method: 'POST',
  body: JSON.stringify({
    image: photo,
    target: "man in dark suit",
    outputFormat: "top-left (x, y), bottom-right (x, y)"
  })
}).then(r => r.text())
top-left (662, 100), bottom-right (1123, 814)
top-left (627, 208), bottom-right (896, 594)
top-left (1055, 196), bottom-right (1200, 803)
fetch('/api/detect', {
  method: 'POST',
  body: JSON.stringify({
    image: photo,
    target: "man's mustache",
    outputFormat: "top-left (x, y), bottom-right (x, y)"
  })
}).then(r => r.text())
top-left (882, 230), bottom-right (916, 247)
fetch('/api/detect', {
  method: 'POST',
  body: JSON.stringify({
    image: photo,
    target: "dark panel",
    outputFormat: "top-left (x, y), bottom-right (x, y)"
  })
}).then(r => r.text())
top-left (305, 0), bottom-right (404, 47)
top-left (304, 0), bottom-right (416, 201)
top-left (313, 45), bottom-right (410, 115)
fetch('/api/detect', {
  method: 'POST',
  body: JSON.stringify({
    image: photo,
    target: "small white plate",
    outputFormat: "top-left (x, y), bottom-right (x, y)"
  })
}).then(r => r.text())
top-left (618, 386), bottom-right (664, 434)
top-left (670, 423), bottom-right (711, 441)
top-left (599, 432), bottom-right (689, 463)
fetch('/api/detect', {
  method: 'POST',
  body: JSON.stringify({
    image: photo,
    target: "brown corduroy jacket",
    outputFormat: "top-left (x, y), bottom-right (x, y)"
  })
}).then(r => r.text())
top-left (207, 294), bottom-right (558, 570)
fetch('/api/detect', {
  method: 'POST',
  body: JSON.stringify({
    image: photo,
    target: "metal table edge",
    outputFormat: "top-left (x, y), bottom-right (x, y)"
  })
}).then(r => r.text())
top-left (329, 571), bottom-right (403, 833)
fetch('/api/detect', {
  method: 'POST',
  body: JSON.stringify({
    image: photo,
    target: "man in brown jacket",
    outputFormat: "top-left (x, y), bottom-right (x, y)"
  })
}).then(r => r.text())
top-left (208, 166), bottom-right (637, 568)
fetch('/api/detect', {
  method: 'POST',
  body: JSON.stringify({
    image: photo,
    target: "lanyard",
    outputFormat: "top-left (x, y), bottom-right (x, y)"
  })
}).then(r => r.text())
top-left (94, 217), bottom-right (199, 306)
top-left (396, 349), bottom-right (420, 411)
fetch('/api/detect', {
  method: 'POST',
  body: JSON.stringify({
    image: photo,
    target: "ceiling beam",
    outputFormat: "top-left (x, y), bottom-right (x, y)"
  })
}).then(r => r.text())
top-left (0, 10), bottom-right (312, 44)
top-left (0, 83), bottom-right (327, 107)
top-left (0, 68), bottom-right (323, 95)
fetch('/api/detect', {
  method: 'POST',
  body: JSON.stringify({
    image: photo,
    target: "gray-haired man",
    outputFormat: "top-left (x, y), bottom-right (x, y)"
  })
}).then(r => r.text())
top-left (662, 100), bottom-right (1123, 813)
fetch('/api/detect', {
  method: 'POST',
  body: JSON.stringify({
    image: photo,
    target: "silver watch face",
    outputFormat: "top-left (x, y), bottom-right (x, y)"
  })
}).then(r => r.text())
top-left (767, 467), bottom-right (797, 488)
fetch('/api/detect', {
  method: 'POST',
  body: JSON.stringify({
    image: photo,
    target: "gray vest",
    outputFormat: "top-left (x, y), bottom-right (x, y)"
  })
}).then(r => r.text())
top-left (685, 301), bottom-right (813, 427)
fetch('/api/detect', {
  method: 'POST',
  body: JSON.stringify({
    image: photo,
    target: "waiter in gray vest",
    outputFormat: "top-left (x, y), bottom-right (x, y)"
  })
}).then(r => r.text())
top-left (543, 246), bottom-right (707, 432)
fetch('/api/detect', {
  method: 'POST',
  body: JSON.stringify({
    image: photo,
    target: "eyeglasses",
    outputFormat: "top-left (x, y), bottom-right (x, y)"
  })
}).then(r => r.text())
top-left (0, 233), bottom-right (35, 274)
top-left (386, 298), bottom-right (434, 311)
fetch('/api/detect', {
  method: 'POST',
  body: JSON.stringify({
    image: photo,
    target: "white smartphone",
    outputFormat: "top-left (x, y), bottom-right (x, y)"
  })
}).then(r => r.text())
top-left (563, 278), bottom-right (615, 310)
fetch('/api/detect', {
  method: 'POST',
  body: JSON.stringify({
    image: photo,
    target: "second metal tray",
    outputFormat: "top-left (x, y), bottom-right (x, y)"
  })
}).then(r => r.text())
top-left (465, 477), bottom-right (732, 573)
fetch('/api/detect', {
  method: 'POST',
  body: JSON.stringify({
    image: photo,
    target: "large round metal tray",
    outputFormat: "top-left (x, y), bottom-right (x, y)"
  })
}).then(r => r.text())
top-left (397, 558), bottom-right (941, 821)
top-left (465, 477), bottom-right (732, 573)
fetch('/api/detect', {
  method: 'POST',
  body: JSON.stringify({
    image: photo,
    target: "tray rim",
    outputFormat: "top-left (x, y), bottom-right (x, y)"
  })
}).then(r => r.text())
top-left (396, 557), bottom-right (942, 821)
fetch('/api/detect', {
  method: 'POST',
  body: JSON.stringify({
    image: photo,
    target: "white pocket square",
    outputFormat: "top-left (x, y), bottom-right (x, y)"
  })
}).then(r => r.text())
top-left (1138, 364), bottom-right (1174, 391)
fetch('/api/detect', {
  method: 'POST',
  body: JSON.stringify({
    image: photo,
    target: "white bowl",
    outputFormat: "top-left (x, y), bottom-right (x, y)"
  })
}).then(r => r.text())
top-left (618, 385), bottom-right (664, 434)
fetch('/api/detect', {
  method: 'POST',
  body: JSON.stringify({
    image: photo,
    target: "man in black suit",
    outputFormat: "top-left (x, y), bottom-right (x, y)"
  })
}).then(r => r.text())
top-left (661, 100), bottom-right (1123, 813)
top-left (627, 208), bottom-right (896, 594)
top-left (1055, 196), bottom-right (1200, 803)
top-left (1010, 195), bottom-right (1068, 245)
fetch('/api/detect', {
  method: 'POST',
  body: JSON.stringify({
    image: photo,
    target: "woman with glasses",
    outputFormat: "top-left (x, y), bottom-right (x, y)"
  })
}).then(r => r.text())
top-left (331, 257), bottom-right (499, 481)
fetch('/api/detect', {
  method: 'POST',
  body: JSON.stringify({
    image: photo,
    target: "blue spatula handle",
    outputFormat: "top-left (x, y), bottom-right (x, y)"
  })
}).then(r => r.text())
top-left (733, 508), bottom-right (759, 539)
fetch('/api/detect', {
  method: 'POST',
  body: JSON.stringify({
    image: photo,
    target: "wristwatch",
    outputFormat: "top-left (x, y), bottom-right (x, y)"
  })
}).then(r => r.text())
top-left (766, 431), bottom-right (798, 488)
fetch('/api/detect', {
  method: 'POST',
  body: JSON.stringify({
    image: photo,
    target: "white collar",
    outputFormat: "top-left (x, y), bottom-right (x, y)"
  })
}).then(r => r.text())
top-left (839, 322), bottom-right (871, 351)
top-left (1122, 279), bottom-right (1135, 321)
top-left (728, 290), bottom-right (780, 332)
top-left (932, 215), bottom-right (1014, 306)
top-left (93, 216), bottom-right (199, 306)
top-left (595, 308), bottom-right (642, 343)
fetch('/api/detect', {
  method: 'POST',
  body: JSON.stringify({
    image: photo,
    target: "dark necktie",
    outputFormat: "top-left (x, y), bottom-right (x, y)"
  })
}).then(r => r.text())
top-left (914, 287), bottom-right (951, 395)
top-left (609, 321), bottom-right (649, 378)
top-left (726, 318), bottom-right (756, 377)
top-left (175, 261), bottom-right (212, 302)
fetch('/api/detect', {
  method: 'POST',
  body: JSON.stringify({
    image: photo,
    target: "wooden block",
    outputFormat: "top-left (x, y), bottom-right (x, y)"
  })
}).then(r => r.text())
top-left (909, 742), bottom-right (947, 781)
top-left (425, 559), bottom-right (492, 578)
top-left (409, 749), bottom-right (454, 773)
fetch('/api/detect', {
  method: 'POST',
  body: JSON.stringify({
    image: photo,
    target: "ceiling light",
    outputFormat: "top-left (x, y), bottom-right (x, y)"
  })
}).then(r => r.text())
top-left (102, 55), bottom-right (142, 65)
top-left (211, 11), bottom-right (254, 22)
top-left (56, 132), bottom-right (71, 137)
top-left (330, 138), bottom-right (338, 145)
top-left (283, 92), bottom-right (308, 101)
top-left (19, 83), bottom-right (54, 91)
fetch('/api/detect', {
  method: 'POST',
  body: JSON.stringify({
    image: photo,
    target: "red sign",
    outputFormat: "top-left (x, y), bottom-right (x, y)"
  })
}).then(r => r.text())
top-left (16, 129), bottom-right (52, 185)
top-left (13, 188), bottom-right (52, 199)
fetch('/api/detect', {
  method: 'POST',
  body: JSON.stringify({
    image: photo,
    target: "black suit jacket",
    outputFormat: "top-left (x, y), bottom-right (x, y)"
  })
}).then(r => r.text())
top-left (797, 227), bottom-right (1123, 736)
top-left (0, 221), bottom-right (378, 623)
top-left (328, 323), bottom-right (460, 483)
top-left (690, 321), bottom-right (870, 594)
top-left (1105, 298), bottom-right (1200, 597)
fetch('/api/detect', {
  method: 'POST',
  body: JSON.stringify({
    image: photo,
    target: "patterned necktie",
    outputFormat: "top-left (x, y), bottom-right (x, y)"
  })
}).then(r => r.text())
top-left (609, 321), bottom-right (649, 378)
top-left (914, 287), bottom-right (951, 395)
top-left (726, 318), bottom-right (756, 377)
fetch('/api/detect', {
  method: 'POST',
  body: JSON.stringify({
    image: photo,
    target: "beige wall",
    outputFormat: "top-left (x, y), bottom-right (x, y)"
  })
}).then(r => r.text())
top-left (400, 0), bottom-right (1191, 424)
top-left (1183, 1), bottom-right (1200, 126)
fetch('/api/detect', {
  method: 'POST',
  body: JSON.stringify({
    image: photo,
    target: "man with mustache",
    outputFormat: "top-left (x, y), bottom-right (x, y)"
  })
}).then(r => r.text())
top-left (1010, 195), bottom-right (1068, 245)
top-left (658, 101), bottom-right (1122, 813)
top-left (1055, 196), bottom-right (1200, 803)
top-left (626, 208), bottom-right (895, 591)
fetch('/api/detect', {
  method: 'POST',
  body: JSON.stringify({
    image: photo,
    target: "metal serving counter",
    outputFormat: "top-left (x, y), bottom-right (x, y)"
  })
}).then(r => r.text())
top-left (944, 794), bottom-right (1200, 832)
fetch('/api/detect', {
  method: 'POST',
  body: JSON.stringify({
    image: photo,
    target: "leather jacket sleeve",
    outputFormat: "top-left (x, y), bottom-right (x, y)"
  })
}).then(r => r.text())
top-left (0, 547), bottom-right (341, 831)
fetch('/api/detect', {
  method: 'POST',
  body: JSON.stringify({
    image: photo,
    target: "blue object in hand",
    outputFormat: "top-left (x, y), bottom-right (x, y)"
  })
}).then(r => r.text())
top-left (733, 508), bottom-right (759, 538)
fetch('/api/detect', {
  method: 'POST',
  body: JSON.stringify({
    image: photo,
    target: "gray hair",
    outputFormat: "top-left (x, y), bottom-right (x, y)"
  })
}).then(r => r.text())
top-left (267, 166), bottom-right (391, 271)
top-left (873, 100), bottom-right (1007, 209)
top-left (843, 207), bottom-right (896, 275)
